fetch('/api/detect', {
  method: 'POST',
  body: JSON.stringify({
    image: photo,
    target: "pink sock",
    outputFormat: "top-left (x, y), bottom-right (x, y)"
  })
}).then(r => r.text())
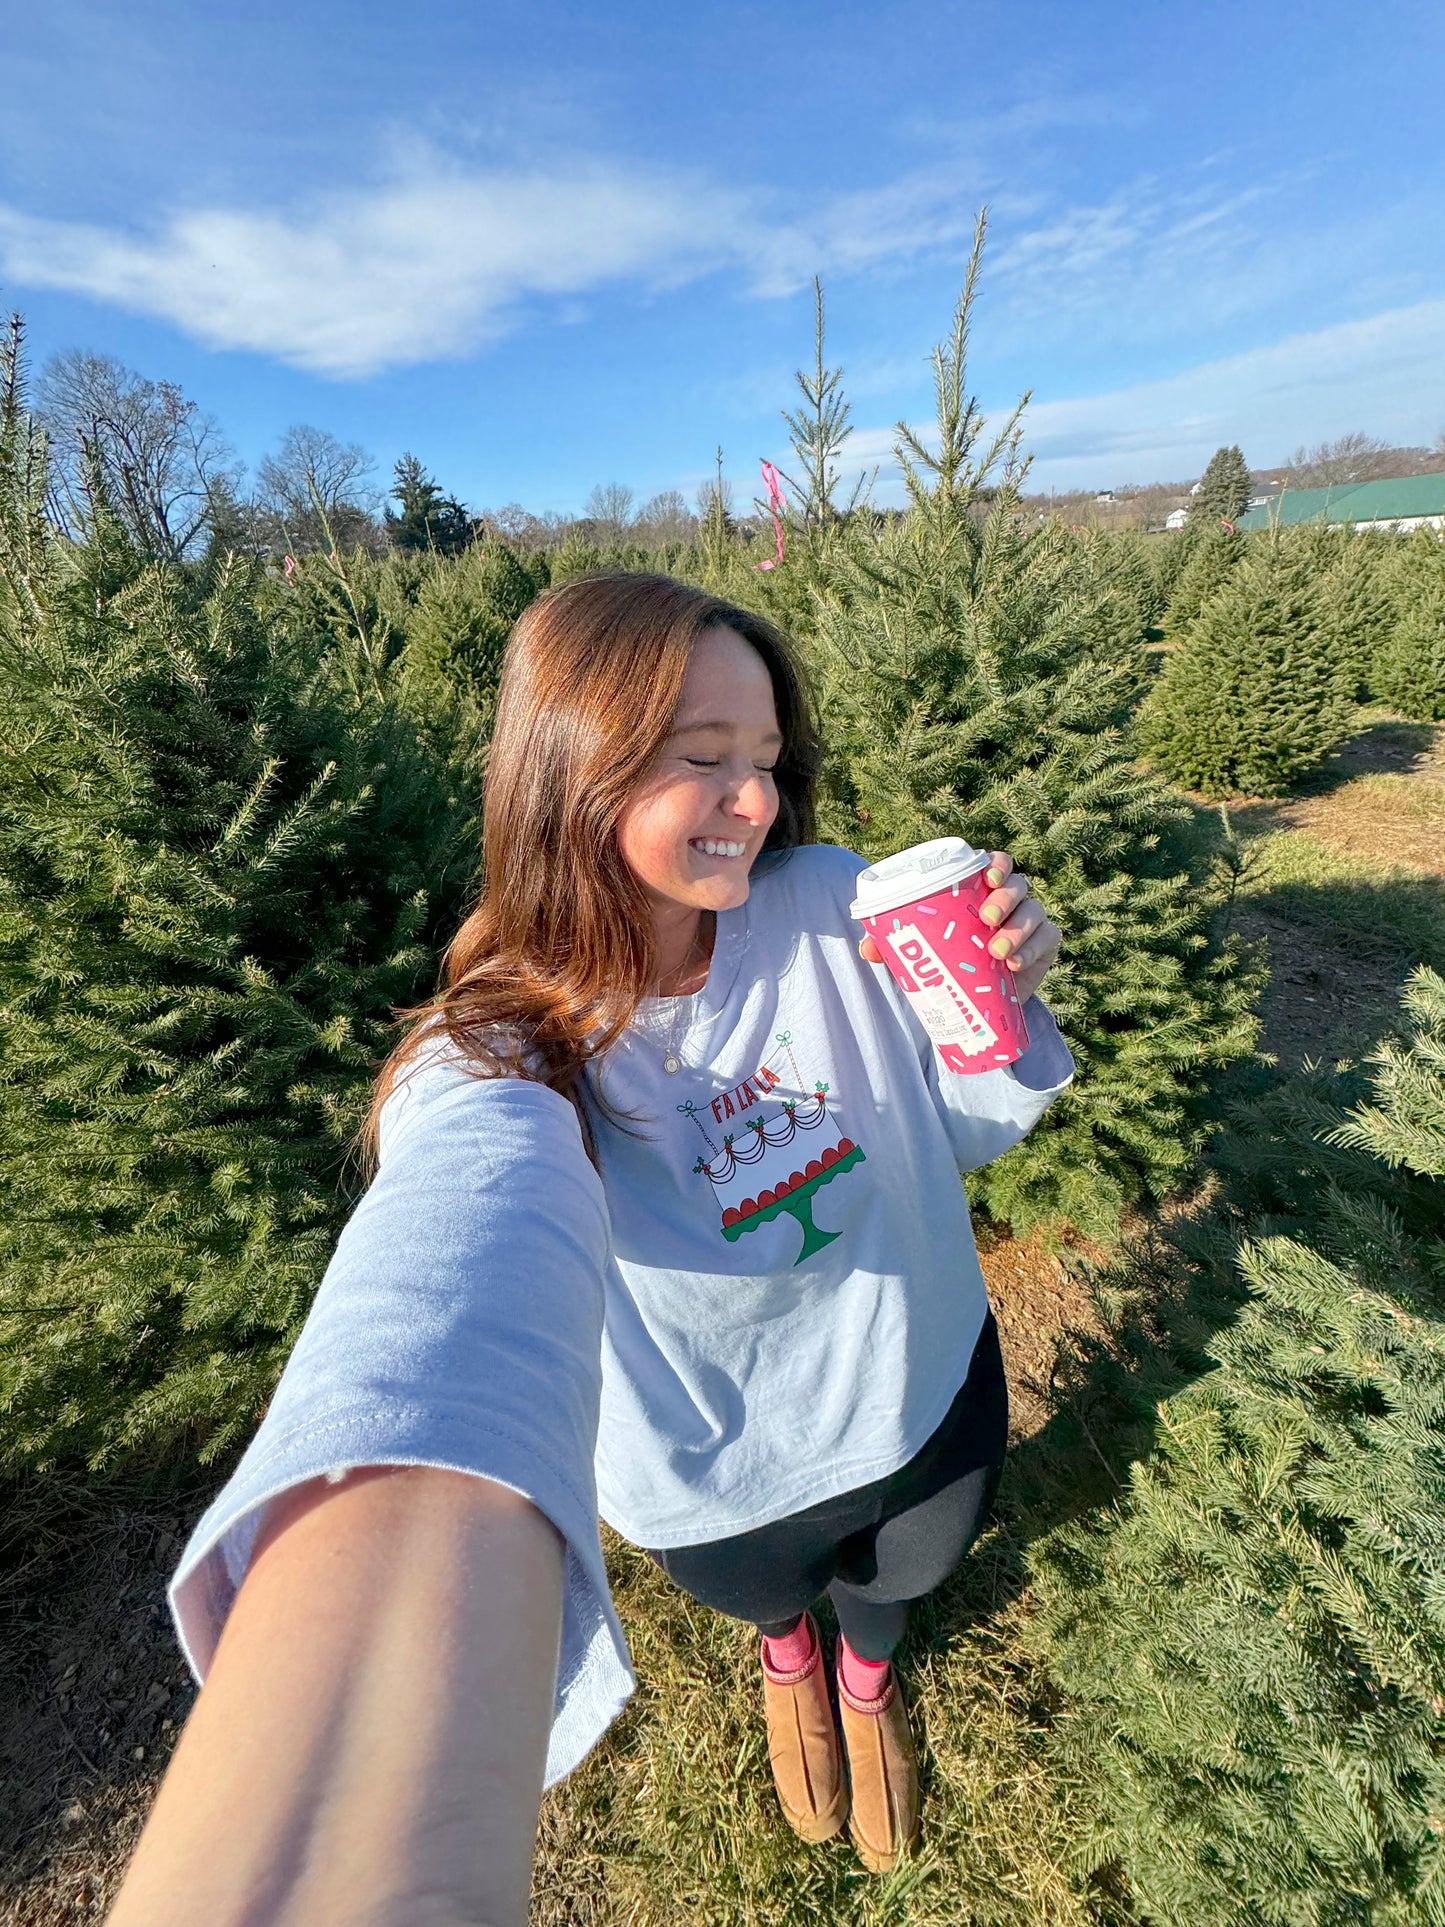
top-left (762, 1613), bottom-right (816, 1674)
top-left (838, 1637), bottom-right (892, 1702)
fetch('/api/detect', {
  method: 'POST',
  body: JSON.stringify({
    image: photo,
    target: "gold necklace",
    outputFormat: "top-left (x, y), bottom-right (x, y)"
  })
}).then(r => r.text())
top-left (651, 914), bottom-right (714, 1075)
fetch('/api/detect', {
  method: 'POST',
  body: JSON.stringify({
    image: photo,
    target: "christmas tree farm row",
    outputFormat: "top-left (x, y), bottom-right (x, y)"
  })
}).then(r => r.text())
top-left (1142, 517), bottom-right (1445, 796)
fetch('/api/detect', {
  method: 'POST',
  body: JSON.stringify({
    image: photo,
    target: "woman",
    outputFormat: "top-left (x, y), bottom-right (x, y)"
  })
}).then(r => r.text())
top-left (108, 575), bottom-right (1066, 1926)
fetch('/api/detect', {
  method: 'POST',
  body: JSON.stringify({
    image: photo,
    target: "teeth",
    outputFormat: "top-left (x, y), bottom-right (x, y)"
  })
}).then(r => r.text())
top-left (692, 838), bottom-right (747, 858)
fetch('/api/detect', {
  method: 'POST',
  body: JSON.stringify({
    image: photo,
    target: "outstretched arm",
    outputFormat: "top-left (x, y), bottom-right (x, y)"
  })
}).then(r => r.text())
top-left (108, 1465), bottom-right (563, 1927)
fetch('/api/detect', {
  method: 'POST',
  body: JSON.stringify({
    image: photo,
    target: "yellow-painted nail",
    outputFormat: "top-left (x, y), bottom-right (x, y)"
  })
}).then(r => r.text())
top-left (985, 867), bottom-right (1004, 888)
top-left (990, 935), bottom-right (1012, 957)
top-left (980, 903), bottom-right (1002, 925)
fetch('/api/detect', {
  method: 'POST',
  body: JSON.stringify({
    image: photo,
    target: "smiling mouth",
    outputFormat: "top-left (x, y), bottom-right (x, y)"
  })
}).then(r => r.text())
top-left (690, 837), bottom-right (749, 859)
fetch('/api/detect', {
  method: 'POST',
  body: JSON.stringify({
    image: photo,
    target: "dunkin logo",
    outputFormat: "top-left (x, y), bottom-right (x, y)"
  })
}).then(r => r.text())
top-left (892, 922), bottom-right (999, 1053)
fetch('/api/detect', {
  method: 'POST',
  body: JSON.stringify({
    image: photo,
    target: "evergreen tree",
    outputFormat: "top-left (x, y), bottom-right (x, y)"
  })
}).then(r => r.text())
top-left (776, 277), bottom-right (872, 527)
top-left (547, 529), bottom-right (607, 586)
top-left (697, 445), bottom-right (736, 589)
top-left (0, 400), bottom-right (469, 1471)
top-left (393, 542), bottom-right (543, 808)
top-left (404, 541), bottom-right (537, 702)
top-left (1034, 966), bottom-right (1445, 1925)
top-left (386, 452), bottom-right (475, 556)
top-left (801, 217), bottom-right (1259, 1236)
top-left (1188, 444), bottom-right (1253, 528)
top-left (1163, 520), bottom-right (1246, 636)
top-left (1374, 528), bottom-right (1445, 720)
top-left (1139, 537), bottom-right (1355, 797)
top-left (1312, 526), bottom-right (1396, 700)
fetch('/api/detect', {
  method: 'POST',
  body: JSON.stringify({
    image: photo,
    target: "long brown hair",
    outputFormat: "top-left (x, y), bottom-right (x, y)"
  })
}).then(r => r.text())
top-left (363, 573), bottom-right (821, 1161)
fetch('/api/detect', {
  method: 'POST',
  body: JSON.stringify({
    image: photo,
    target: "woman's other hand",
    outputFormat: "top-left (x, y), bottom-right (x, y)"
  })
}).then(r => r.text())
top-left (858, 851), bottom-right (1062, 1007)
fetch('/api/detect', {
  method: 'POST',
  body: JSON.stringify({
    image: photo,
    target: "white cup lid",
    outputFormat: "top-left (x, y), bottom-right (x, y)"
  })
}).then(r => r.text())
top-left (849, 837), bottom-right (990, 920)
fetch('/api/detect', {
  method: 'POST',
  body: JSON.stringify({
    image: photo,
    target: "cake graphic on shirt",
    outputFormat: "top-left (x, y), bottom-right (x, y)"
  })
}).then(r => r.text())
top-left (678, 1029), bottom-right (865, 1265)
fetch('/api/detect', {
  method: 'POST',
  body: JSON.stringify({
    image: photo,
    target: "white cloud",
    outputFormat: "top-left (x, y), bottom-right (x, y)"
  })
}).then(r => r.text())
top-left (985, 174), bottom-right (1298, 345)
top-left (3, 135), bottom-right (1440, 439)
top-left (0, 160), bottom-right (755, 377)
top-left (829, 299), bottom-right (1445, 497)
top-left (0, 146), bottom-right (996, 378)
top-left (1020, 299), bottom-right (1445, 485)
top-left (742, 166), bottom-right (986, 299)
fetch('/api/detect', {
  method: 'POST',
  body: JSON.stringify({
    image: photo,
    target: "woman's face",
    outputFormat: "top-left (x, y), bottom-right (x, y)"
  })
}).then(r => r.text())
top-left (616, 625), bottom-right (783, 919)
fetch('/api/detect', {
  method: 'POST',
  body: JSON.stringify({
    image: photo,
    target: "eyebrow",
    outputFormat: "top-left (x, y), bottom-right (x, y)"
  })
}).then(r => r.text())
top-left (671, 720), bottom-right (785, 745)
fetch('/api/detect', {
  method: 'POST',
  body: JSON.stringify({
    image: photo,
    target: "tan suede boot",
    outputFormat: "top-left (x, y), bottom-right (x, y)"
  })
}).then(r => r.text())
top-left (759, 1615), bottom-right (849, 1843)
top-left (836, 1649), bottom-right (920, 1873)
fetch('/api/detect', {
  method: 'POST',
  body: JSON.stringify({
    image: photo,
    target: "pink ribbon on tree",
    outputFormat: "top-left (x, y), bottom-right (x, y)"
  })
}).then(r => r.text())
top-left (283, 555), bottom-right (296, 579)
top-left (757, 459), bottom-right (786, 571)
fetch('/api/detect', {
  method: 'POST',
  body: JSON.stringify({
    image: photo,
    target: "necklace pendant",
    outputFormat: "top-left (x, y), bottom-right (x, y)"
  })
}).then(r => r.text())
top-left (662, 1052), bottom-right (682, 1075)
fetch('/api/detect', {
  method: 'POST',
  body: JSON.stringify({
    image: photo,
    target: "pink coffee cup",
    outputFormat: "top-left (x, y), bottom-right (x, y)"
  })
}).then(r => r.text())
top-left (850, 838), bottom-right (1031, 1074)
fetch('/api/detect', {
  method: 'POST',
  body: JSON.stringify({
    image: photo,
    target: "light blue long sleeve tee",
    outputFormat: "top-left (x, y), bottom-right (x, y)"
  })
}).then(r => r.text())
top-left (169, 843), bottom-right (1074, 1783)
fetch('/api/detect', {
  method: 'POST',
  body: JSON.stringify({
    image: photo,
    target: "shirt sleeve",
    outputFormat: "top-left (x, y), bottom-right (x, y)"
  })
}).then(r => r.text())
top-left (923, 993), bottom-right (1076, 1173)
top-left (167, 1051), bottom-right (631, 1788)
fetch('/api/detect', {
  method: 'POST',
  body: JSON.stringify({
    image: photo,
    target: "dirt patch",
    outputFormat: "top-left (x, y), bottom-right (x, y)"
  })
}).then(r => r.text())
top-left (0, 1485), bottom-right (198, 1925)
top-left (1230, 776), bottom-right (1445, 877)
top-left (979, 1229), bottom-right (1106, 1441)
top-left (1229, 900), bottom-right (1417, 1072)
top-left (1326, 717), bottom-right (1445, 781)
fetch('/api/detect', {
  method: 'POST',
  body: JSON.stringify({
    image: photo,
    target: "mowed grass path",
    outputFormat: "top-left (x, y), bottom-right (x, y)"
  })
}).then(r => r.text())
top-left (1212, 712), bottom-right (1445, 1074)
top-left (2, 715), bottom-right (1442, 1926)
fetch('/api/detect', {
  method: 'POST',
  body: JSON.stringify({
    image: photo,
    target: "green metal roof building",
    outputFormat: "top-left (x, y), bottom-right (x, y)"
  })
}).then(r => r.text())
top-left (1237, 472), bottom-right (1445, 532)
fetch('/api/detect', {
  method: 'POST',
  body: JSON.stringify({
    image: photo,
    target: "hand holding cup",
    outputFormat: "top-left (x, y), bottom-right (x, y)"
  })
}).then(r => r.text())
top-left (858, 850), bottom-right (1061, 1007)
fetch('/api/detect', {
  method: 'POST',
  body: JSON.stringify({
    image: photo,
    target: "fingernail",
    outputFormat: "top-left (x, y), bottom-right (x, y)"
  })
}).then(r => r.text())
top-left (985, 868), bottom-right (1004, 888)
top-left (980, 904), bottom-right (1001, 925)
top-left (990, 936), bottom-right (1011, 957)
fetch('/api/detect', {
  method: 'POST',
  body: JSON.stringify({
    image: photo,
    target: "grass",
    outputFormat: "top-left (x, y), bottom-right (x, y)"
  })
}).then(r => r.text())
top-left (1236, 827), bottom-right (1445, 964)
top-left (531, 1535), bottom-right (1104, 1927)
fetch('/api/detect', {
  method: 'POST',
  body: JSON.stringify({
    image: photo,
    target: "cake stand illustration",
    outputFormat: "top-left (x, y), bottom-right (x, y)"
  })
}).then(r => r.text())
top-left (679, 1030), bottom-right (866, 1265)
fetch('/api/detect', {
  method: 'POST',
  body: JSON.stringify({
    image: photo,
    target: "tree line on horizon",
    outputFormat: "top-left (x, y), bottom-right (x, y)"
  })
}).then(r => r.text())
top-left (25, 310), bottom-right (1445, 565)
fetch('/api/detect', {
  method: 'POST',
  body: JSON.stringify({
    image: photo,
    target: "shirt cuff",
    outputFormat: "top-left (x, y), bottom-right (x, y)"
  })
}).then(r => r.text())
top-left (1006, 997), bottom-right (1075, 1094)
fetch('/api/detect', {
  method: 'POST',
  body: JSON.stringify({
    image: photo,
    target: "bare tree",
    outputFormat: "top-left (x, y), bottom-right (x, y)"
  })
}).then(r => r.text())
top-left (1284, 431), bottom-right (1393, 489)
top-left (40, 350), bottom-right (238, 561)
top-left (693, 470), bottom-right (733, 524)
top-left (635, 488), bottom-right (696, 545)
top-left (252, 424), bottom-right (383, 554)
top-left (478, 502), bottom-right (574, 549)
top-left (582, 482), bottom-right (637, 541)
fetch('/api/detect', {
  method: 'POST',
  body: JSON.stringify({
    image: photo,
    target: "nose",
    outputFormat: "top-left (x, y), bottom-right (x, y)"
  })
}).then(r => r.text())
top-left (727, 770), bottom-right (775, 826)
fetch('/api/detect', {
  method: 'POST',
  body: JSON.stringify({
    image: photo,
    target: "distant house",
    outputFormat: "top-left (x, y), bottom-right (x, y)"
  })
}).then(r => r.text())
top-left (1236, 472), bottom-right (1445, 533)
top-left (1165, 508), bottom-right (1188, 532)
top-left (1094, 490), bottom-right (1115, 503)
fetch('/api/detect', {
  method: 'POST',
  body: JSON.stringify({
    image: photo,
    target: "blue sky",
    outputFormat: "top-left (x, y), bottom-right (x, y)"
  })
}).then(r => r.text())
top-left (3, 0), bottom-right (1443, 513)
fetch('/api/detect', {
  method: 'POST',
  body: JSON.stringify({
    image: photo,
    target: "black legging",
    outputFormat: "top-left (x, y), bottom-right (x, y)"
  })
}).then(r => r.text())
top-left (645, 1312), bottom-right (1008, 1660)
